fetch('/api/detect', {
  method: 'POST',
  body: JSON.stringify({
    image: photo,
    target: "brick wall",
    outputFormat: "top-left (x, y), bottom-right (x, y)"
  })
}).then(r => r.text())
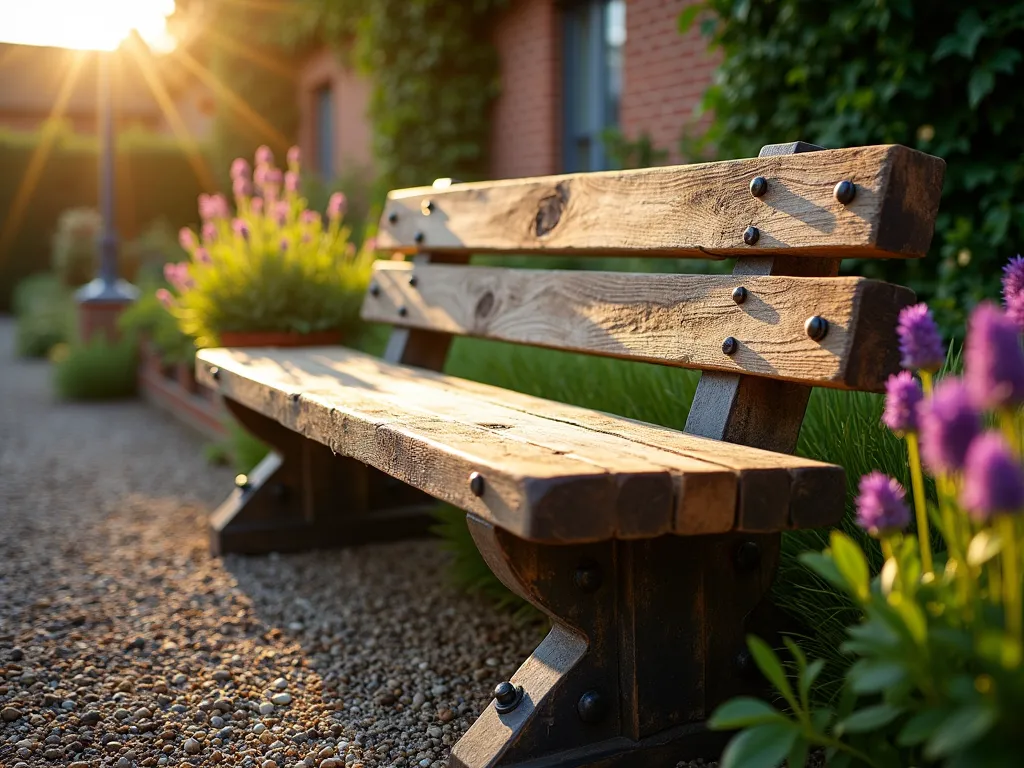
top-left (620, 0), bottom-right (719, 164)
top-left (490, 0), bottom-right (718, 176)
top-left (489, 0), bottom-right (561, 178)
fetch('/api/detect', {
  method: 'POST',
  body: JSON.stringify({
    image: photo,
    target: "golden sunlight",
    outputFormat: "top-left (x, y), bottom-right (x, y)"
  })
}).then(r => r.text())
top-left (0, 0), bottom-right (177, 52)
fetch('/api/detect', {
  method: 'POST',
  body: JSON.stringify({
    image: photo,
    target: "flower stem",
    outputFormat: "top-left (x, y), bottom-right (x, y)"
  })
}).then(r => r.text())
top-left (920, 370), bottom-right (934, 395)
top-left (905, 433), bottom-right (933, 575)
top-left (1001, 515), bottom-right (1022, 654)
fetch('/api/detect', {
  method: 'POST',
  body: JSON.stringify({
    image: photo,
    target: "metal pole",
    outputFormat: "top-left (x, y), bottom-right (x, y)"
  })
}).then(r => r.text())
top-left (75, 48), bottom-right (138, 344)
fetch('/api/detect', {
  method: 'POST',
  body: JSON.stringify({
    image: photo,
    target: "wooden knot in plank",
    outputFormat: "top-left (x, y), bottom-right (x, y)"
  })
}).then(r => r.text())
top-left (534, 181), bottom-right (569, 237)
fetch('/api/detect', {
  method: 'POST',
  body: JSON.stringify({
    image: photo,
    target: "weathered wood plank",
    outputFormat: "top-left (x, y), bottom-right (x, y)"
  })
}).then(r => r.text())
top-left (376, 145), bottom-right (945, 259)
top-left (363, 262), bottom-right (914, 391)
top-left (196, 346), bottom-right (844, 537)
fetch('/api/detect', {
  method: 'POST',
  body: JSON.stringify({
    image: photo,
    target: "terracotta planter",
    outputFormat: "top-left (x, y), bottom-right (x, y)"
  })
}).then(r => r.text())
top-left (218, 330), bottom-right (343, 348)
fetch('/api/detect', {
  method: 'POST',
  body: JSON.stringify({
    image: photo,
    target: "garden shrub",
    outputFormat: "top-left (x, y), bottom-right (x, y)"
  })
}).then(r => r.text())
top-left (0, 123), bottom-right (208, 311)
top-left (51, 208), bottom-right (102, 287)
top-left (12, 273), bottom-right (74, 358)
top-left (52, 337), bottom-right (138, 401)
top-left (680, 0), bottom-right (1024, 335)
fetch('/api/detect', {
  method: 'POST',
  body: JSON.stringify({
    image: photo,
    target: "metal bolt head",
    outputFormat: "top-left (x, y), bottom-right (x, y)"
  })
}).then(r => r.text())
top-left (414, 231), bottom-right (425, 244)
top-left (749, 176), bottom-right (768, 197)
top-left (421, 199), bottom-right (434, 215)
top-left (577, 691), bottom-right (607, 724)
top-left (732, 286), bottom-right (748, 305)
top-left (805, 315), bottom-right (829, 341)
top-left (833, 180), bottom-right (856, 205)
top-left (493, 682), bottom-right (523, 714)
top-left (408, 274), bottom-right (418, 288)
top-left (469, 471), bottom-right (485, 497)
top-left (369, 283), bottom-right (381, 297)
top-left (234, 473), bottom-right (250, 491)
top-left (573, 562), bottom-right (603, 593)
top-left (387, 211), bottom-right (399, 224)
top-left (397, 306), bottom-right (409, 317)
top-left (210, 366), bottom-right (220, 381)
top-left (290, 392), bottom-right (301, 403)
top-left (734, 541), bottom-right (761, 572)
top-left (743, 225), bottom-right (760, 246)
top-left (722, 336), bottom-right (738, 355)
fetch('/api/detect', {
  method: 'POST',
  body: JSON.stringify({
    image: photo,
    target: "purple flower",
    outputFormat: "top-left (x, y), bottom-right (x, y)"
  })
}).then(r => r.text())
top-left (250, 198), bottom-right (264, 215)
top-left (279, 237), bottom-right (289, 252)
top-left (965, 302), bottom-right (1024, 410)
top-left (961, 432), bottom-right (1024, 520)
top-left (1003, 256), bottom-right (1024, 332)
top-left (254, 164), bottom-right (270, 189)
top-left (285, 170), bottom-right (299, 194)
top-left (897, 303), bottom-right (945, 372)
top-left (232, 219), bottom-right (250, 240)
top-left (202, 222), bottom-right (217, 243)
top-left (917, 378), bottom-right (981, 473)
top-left (882, 371), bottom-right (923, 434)
top-left (327, 192), bottom-right (347, 221)
top-left (163, 262), bottom-right (193, 291)
top-left (178, 227), bottom-right (195, 251)
top-left (230, 157), bottom-right (250, 182)
top-left (255, 145), bottom-right (273, 167)
top-left (156, 288), bottom-right (174, 309)
top-left (856, 472), bottom-right (911, 536)
top-left (233, 175), bottom-right (252, 199)
top-left (273, 200), bottom-right (289, 226)
top-left (200, 193), bottom-right (229, 221)
top-left (194, 247), bottom-right (211, 265)
top-left (300, 210), bottom-right (320, 226)
top-left (287, 146), bottom-right (301, 169)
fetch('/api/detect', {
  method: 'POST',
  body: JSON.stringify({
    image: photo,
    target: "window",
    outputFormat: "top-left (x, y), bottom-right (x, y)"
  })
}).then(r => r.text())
top-left (562, 0), bottom-right (625, 172)
top-left (314, 83), bottom-right (334, 180)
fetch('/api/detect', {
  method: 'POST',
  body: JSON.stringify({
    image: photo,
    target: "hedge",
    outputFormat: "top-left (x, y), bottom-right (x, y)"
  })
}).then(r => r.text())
top-left (0, 123), bottom-right (209, 311)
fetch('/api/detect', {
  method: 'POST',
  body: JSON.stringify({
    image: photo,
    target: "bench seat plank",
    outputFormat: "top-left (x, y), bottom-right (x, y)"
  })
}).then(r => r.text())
top-left (364, 262), bottom-right (914, 391)
top-left (196, 346), bottom-right (845, 541)
top-left (377, 145), bottom-right (944, 259)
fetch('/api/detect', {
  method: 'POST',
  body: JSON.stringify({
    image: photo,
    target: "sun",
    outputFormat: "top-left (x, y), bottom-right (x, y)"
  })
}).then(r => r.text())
top-left (0, 0), bottom-right (177, 52)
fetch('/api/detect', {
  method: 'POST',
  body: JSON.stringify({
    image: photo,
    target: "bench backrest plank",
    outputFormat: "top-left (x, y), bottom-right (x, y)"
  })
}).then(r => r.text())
top-left (363, 262), bottom-right (914, 391)
top-left (376, 145), bottom-right (944, 259)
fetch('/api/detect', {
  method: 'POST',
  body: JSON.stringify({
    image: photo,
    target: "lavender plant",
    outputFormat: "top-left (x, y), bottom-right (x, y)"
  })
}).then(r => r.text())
top-left (710, 260), bottom-right (1024, 767)
top-left (158, 145), bottom-right (373, 347)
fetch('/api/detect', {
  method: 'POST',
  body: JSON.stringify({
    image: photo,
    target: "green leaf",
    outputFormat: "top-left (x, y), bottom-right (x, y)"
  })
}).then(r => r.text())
top-left (786, 739), bottom-right (808, 768)
top-left (847, 659), bottom-right (908, 694)
top-left (799, 659), bottom-right (825, 712)
top-left (969, 68), bottom-right (995, 108)
top-left (989, 48), bottom-right (1022, 75)
top-left (709, 698), bottom-right (787, 730)
top-left (799, 551), bottom-right (846, 593)
top-left (836, 703), bottom-right (903, 734)
top-left (897, 708), bottom-right (948, 746)
top-left (924, 706), bottom-right (996, 759)
top-left (720, 722), bottom-right (799, 768)
top-left (830, 532), bottom-right (870, 602)
top-left (810, 707), bottom-right (834, 733)
top-left (747, 636), bottom-right (799, 711)
top-left (677, 3), bottom-right (704, 34)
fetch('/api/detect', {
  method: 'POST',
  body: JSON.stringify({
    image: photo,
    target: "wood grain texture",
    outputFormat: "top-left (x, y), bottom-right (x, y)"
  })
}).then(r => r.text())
top-left (376, 145), bottom-right (944, 259)
top-left (363, 262), bottom-right (914, 391)
top-left (195, 346), bottom-right (844, 539)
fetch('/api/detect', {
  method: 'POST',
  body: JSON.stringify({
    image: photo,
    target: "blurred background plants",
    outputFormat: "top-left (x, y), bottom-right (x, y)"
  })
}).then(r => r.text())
top-left (51, 336), bottom-right (138, 401)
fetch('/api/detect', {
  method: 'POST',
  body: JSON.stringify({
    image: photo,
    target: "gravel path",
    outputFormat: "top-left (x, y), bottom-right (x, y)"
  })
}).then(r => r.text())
top-left (0, 317), bottom-right (541, 768)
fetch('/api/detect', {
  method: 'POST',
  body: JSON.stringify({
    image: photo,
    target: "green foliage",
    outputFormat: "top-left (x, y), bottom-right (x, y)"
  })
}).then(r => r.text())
top-left (124, 218), bottom-right (189, 285)
top-left (680, 1), bottom-right (1024, 333)
top-left (0, 123), bottom-right (207, 311)
top-left (51, 208), bottom-right (102, 287)
top-left (119, 287), bottom-right (195, 366)
top-left (52, 337), bottom-right (138, 401)
top-left (602, 128), bottom-right (671, 170)
top-left (166, 150), bottom-right (372, 346)
top-left (12, 273), bottom-right (74, 358)
top-left (272, 0), bottom-right (508, 191)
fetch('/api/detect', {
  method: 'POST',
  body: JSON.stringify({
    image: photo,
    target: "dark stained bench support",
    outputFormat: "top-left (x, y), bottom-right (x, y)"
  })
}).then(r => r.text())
top-left (210, 399), bottom-right (435, 555)
top-left (450, 520), bottom-right (779, 768)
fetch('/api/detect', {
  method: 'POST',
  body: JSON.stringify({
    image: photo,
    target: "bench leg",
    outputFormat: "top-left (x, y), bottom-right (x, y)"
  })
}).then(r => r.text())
top-left (451, 516), bottom-right (781, 768)
top-left (210, 399), bottom-right (436, 555)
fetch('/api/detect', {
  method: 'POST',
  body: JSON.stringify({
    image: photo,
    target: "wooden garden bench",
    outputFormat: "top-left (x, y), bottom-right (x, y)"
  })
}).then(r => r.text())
top-left (196, 141), bottom-right (944, 768)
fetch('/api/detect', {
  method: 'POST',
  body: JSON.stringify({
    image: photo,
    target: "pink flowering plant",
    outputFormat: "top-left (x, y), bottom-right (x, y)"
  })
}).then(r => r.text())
top-left (710, 259), bottom-right (1024, 767)
top-left (158, 145), bottom-right (373, 347)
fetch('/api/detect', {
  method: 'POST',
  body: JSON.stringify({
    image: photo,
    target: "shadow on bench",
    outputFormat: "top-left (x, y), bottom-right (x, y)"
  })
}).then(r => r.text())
top-left (197, 141), bottom-right (944, 768)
